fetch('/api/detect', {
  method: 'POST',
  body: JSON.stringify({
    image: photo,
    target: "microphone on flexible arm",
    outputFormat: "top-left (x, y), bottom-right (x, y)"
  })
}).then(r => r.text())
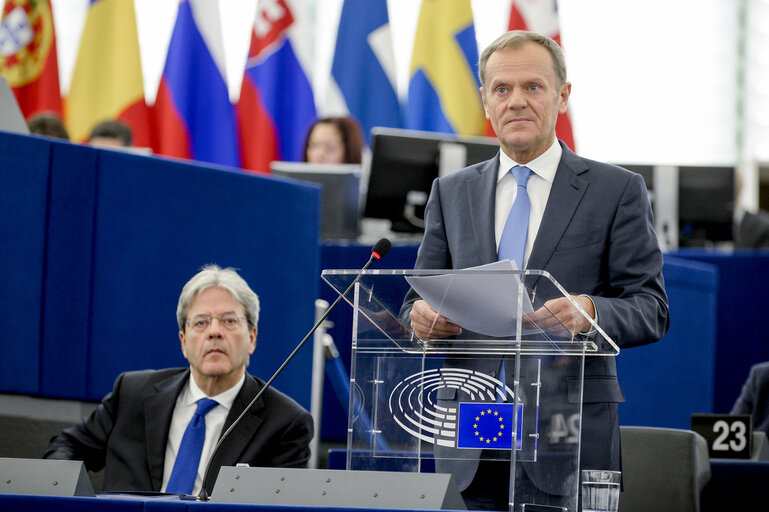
top-left (197, 238), bottom-right (392, 501)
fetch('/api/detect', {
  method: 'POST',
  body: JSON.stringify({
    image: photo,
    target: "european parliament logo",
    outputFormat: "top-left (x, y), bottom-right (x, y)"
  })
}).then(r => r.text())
top-left (387, 368), bottom-right (516, 448)
top-left (457, 402), bottom-right (523, 450)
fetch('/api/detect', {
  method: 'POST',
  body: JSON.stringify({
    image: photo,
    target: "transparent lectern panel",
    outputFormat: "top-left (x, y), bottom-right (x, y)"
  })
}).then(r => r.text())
top-left (321, 269), bottom-right (618, 357)
top-left (322, 269), bottom-right (617, 512)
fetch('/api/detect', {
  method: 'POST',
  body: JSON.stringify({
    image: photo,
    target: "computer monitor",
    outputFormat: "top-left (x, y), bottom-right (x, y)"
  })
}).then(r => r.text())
top-left (270, 161), bottom-right (361, 240)
top-left (678, 165), bottom-right (735, 246)
top-left (364, 127), bottom-right (500, 232)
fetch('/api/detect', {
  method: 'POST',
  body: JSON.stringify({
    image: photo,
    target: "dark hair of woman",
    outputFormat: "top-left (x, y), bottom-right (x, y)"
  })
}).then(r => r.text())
top-left (302, 116), bottom-right (364, 164)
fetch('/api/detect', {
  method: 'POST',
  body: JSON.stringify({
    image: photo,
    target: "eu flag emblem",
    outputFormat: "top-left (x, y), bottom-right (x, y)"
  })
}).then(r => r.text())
top-left (456, 402), bottom-right (522, 450)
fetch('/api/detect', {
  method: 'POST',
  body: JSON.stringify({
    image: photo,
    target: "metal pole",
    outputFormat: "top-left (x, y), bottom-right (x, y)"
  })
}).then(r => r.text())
top-left (309, 299), bottom-right (330, 469)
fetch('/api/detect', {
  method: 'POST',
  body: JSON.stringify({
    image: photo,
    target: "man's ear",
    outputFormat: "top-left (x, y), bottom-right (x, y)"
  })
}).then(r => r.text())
top-left (249, 327), bottom-right (257, 354)
top-left (558, 82), bottom-right (572, 114)
top-left (179, 330), bottom-right (188, 360)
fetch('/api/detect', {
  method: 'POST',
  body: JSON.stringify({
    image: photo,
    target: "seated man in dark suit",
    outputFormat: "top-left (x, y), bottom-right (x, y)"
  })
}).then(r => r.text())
top-left (45, 265), bottom-right (313, 496)
top-left (731, 361), bottom-right (769, 433)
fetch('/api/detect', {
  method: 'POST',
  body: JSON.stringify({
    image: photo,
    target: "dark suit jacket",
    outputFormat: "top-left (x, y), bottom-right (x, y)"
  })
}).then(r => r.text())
top-left (731, 361), bottom-right (769, 433)
top-left (736, 210), bottom-right (769, 249)
top-left (402, 142), bottom-right (669, 493)
top-left (44, 368), bottom-right (313, 493)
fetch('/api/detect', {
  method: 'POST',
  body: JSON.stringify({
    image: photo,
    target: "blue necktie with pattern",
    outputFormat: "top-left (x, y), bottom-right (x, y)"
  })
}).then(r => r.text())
top-left (166, 397), bottom-right (218, 494)
top-left (498, 165), bottom-right (533, 268)
top-left (497, 166), bottom-right (533, 402)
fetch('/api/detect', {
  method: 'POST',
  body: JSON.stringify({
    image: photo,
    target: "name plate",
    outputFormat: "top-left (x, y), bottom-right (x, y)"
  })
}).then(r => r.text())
top-left (691, 413), bottom-right (752, 459)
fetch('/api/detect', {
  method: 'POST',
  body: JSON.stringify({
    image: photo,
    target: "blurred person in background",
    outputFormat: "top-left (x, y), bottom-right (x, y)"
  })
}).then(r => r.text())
top-left (89, 120), bottom-right (133, 148)
top-left (28, 113), bottom-right (69, 140)
top-left (302, 116), bottom-right (363, 164)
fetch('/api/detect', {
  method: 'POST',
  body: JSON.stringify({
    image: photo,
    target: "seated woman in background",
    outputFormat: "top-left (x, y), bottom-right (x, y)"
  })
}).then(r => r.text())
top-left (302, 116), bottom-right (363, 164)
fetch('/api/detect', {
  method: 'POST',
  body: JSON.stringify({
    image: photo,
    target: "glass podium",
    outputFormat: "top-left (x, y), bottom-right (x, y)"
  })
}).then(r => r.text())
top-left (322, 268), bottom-right (619, 512)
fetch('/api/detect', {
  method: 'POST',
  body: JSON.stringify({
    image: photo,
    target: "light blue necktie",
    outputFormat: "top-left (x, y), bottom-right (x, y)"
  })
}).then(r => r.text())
top-left (498, 165), bottom-right (533, 269)
top-left (166, 397), bottom-right (218, 494)
top-left (497, 166), bottom-right (532, 402)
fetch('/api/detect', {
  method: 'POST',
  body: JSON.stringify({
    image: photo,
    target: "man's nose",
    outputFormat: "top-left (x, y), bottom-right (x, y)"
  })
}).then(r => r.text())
top-left (207, 318), bottom-right (225, 336)
top-left (507, 88), bottom-right (526, 109)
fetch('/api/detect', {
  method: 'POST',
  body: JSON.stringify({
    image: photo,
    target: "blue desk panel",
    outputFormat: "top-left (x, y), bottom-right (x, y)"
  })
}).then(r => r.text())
top-left (0, 132), bottom-right (52, 394)
top-left (671, 250), bottom-right (769, 413)
top-left (617, 255), bottom-right (718, 428)
top-left (39, 141), bottom-right (98, 398)
top-left (701, 459), bottom-right (769, 511)
top-left (0, 131), bottom-right (321, 411)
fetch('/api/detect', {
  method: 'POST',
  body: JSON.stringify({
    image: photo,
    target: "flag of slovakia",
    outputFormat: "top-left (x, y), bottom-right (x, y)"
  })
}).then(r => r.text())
top-left (237, 0), bottom-right (316, 173)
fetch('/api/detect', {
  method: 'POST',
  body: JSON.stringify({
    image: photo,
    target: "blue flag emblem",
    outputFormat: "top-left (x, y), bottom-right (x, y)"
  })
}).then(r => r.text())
top-left (457, 402), bottom-right (523, 450)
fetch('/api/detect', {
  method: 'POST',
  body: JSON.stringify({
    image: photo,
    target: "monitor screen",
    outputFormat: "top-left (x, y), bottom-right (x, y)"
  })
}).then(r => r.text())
top-left (270, 161), bottom-right (361, 240)
top-left (364, 128), bottom-right (500, 232)
top-left (678, 165), bottom-right (735, 246)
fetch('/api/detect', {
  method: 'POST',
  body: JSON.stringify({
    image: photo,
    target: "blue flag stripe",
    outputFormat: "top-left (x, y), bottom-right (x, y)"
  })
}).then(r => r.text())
top-left (245, 38), bottom-right (317, 162)
top-left (331, 0), bottom-right (402, 144)
top-left (163, 1), bottom-right (239, 167)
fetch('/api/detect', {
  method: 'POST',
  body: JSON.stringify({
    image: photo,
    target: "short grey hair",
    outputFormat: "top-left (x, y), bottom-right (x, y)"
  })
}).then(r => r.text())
top-left (478, 30), bottom-right (567, 88)
top-left (176, 264), bottom-right (260, 332)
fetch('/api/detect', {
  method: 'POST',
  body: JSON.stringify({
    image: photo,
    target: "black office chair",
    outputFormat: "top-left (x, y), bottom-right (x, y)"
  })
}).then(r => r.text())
top-left (619, 426), bottom-right (711, 512)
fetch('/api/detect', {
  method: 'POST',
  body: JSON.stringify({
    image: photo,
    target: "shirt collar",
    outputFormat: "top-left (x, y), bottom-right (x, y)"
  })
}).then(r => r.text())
top-left (497, 139), bottom-right (562, 184)
top-left (185, 372), bottom-right (245, 411)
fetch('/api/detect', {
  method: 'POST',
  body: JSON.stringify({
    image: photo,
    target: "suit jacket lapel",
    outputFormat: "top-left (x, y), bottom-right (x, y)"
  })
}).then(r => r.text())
top-left (204, 374), bottom-right (265, 490)
top-left (144, 369), bottom-right (189, 491)
top-left (466, 155), bottom-right (500, 265)
top-left (527, 145), bottom-right (590, 279)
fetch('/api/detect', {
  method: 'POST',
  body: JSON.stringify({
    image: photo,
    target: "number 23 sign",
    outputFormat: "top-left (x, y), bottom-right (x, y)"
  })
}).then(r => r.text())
top-left (691, 414), bottom-right (752, 459)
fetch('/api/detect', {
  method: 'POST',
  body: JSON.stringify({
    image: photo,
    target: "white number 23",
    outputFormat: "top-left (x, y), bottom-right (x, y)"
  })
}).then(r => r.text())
top-left (712, 419), bottom-right (747, 452)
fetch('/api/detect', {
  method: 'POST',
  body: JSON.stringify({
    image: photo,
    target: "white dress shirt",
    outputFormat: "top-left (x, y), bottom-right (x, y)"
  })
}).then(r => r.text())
top-left (494, 139), bottom-right (562, 268)
top-left (161, 372), bottom-right (245, 495)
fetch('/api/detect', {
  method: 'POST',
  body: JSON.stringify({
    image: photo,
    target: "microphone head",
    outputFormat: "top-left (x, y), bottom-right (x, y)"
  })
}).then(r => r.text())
top-left (371, 238), bottom-right (392, 260)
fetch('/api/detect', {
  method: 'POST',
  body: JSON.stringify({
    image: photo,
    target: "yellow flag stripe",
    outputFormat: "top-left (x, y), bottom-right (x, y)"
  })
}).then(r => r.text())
top-left (65, 0), bottom-right (144, 142)
top-left (409, 0), bottom-right (485, 135)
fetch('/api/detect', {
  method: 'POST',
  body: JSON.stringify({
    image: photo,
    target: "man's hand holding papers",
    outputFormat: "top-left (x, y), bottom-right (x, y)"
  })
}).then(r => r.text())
top-left (406, 261), bottom-right (535, 339)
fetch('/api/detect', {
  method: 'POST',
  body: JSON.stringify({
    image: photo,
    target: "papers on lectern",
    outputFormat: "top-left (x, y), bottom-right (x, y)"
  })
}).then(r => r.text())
top-left (405, 260), bottom-right (536, 337)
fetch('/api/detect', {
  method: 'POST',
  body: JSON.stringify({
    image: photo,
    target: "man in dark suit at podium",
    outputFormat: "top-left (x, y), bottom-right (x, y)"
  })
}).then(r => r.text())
top-left (402, 30), bottom-right (669, 509)
top-left (45, 265), bottom-right (313, 496)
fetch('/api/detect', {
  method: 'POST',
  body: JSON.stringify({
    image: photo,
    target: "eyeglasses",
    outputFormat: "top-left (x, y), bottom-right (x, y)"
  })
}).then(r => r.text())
top-left (187, 313), bottom-right (246, 332)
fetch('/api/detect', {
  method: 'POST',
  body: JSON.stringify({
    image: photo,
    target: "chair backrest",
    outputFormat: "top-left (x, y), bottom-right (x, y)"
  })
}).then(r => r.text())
top-left (619, 426), bottom-right (711, 512)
